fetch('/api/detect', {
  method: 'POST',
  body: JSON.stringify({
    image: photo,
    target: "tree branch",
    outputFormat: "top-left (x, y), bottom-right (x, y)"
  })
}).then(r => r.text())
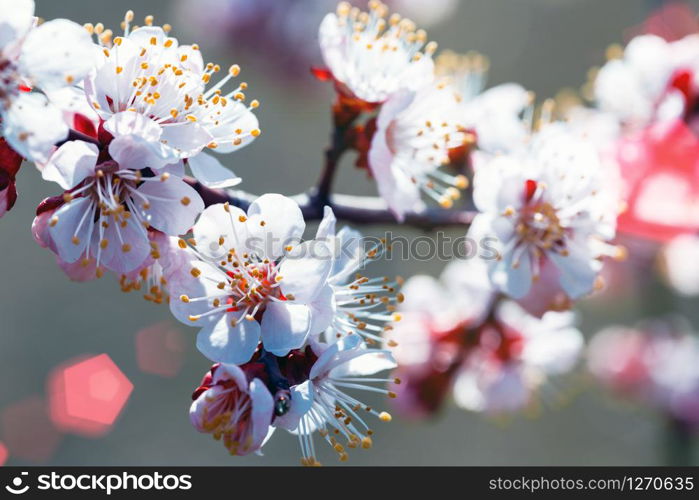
top-left (315, 123), bottom-right (348, 206)
top-left (188, 178), bottom-right (476, 230)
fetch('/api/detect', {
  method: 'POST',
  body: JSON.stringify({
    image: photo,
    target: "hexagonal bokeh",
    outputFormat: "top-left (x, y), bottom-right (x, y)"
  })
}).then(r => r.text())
top-left (135, 322), bottom-right (187, 377)
top-left (48, 354), bottom-right (134, 437)
top-left (1, 396), bottom-right (62, 463)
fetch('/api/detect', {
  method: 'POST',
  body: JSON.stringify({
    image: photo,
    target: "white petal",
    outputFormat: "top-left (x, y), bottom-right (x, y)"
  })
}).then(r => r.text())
top-left (324, 336), bottom-right (395, 376)
top-left (161, 161), bottom-right (185, 177)
top-left (309, 340), bottom-right (344, 380)
top-left (196, 313), bottom-right (261, 364)
top-left (3, 92), bottom-right (67, 163)
top-left (524, 323), bottom-right (583, 374)
top-left (105, 112), bottom-right (174, 170)
top-left (159, 122), bottom-right (212, 157)
top-left (464, 83), bottom-right (530, 154)
top-left (246, 194), bottom-right (305, 260)
top-left (308, 285), bottom-right (335, 336)
top-left (169, 261), bottom-right (226, 324)
top-left (0, 0), bottom-right (33, 50)
top-left (328, 226), bottom-right (363, 284)
top-left (108, 134), bottom-right (170, 171)
top-left (137, 175), bottom-right (204, 235)
top-left (368, 89), bottom-right (422, 221)
top-left (548, 243), bottom-right (598, 299)
top-left (279, 241), bottom-right (334, 303)
top-left (315, 206), bottom-right (336, 240)
top-left (127, 26), bottom-right (170, 49)
top-left (187, 152), bottom-right (241, 189)
top-left (192, 203), bottom-right (249, 260)
top-left (99, 216), bottom-right (151, 273)
top-left (44, 86), bottom-right (98, 122)
top-left (84, 39), bottom-right (142, 120)
top-left (48, 197), bottom-right (93, 263)
top-left (177, 45), bottom-right (204, 73)
top-left (41, 141), bottom-right (97, 190)
top-left (19, 18), bottom-right (96, 90)
top-left (203, 103), bottom-right (259, 154)
top-left (246, 378), bottom-right (274, 454)
top-left (330, 350), bottom-right (397, 378)
top-left (273, 380), bottom-right (314, 432)
top-left (489, 246), bottom-right (533, 299)
top-left (471, 155), bottom-right (524, 213)
top-left (255, 426), bottom-right (276, 456)
top-left (318, 13), bottom-right (347, 81)
top-left (104, 111), bottom-right (161, 141)
top-left (260, 302), bottom-right (311, 356)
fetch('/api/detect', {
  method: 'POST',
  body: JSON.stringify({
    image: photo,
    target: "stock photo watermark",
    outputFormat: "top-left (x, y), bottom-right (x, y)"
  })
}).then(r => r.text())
top-left (221, 232), bottom-right (500, 264)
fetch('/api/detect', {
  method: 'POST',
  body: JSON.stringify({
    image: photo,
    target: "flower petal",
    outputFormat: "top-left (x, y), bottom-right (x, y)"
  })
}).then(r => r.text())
top-left (192, 203), bottom-right (249, 260)
top-left (99, 216), bottom-right (151, 273)
top-left (105, 112), bottom-right (176, 170)
top-left (169, 261), bottom-right (226, 324)
top-left (315, 206), bottom-right (336, 240)
top-left (137, 175), bottom-right (204, 235)
top-left (0, 0), bottom-right (34, 50)
top-left (246, 378), bottom-right (274, 454)
top-left (260, 302), bottom-right (311, 356)
top-left (489, 246), bottom-right (533, 299)
top-left (246, 194), bottom-right (305, 260)
top-left (196, 313), bottom-right (261, 364)
top-left (547, 243), bottom-right (598, 299)
top-left (368, 89), bottom-right (423, 221)
top-left (187, 152), bottom-right (241, 189)
top-left (273, 380), bottom-right (314, 432)
top-left (19, 18), bottom-right (96, 91)
top-left (279, 240), bottom-right (334, 303)
top-left (309, 285), bottom-right (335, 336)
top-left (159, 121), bottom-right (212, 158)
top-left (202, 103), bottom-right (259, 154)
top-left (3, 92), bottom-right (67, 163)
top-left (48, 197), bottom-right (93, 263)
top-left (41, 141), bottom-right (97, 190)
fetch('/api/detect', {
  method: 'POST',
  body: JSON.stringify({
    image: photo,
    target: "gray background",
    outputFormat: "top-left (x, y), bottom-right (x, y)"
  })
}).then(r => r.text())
top-left (1, 0), bottom-right (697, 465)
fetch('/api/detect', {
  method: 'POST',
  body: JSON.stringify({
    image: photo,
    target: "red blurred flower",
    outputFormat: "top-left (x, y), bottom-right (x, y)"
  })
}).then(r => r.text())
top-left (617, 119), bottom-right (699, 241)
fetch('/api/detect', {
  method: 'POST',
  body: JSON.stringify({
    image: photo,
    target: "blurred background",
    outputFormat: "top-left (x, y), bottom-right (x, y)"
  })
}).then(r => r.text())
top-left (1, 0), bottom-right (698, 466)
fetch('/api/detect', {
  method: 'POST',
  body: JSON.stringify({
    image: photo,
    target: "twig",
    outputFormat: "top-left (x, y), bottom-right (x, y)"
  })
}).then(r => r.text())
top-left (58, 129), bottom-right (101, 148)
top-left (315, 123), bottom-right (349, 206)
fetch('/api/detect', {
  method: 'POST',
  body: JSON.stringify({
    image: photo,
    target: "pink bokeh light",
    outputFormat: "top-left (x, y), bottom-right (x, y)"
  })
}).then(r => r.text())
top-left (48, 354), bottom-right (133, 438)
top-left (136, 322), bottom-right (187, 377)
top-left (0, 441), bottom-right (8, 466)
top-left (1, 396), bottom-right (62, 463)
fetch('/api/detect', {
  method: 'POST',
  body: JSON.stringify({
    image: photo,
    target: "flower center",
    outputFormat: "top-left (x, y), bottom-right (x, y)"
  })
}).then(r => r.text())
top-left (509, 180), bottom-right (567, 253)
top-left (86, 12), bottom-right (261, 149)
top-left (200, 381), bottom-right (254, 454)
top-left (186, 254), bottom-right (285, 325)
top-left (224, 260), bottom-right (282, 317)
top-left (517, 201), bottom-right (565, 250)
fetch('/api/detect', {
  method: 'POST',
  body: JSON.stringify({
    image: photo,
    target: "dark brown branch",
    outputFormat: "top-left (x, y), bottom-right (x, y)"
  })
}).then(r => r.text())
top-left (315, 123), bottom-right (349, 205)
top-left (188, 178), bottom-right (476, 230)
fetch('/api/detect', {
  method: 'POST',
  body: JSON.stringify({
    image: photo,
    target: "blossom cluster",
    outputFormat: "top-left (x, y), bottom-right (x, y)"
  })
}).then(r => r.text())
top-left (390, 258), bottom-right (583, 418)
top-left (4, 0), bottom-right (699, 465)
top-left (588, 318), bottom-right (699, 427)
